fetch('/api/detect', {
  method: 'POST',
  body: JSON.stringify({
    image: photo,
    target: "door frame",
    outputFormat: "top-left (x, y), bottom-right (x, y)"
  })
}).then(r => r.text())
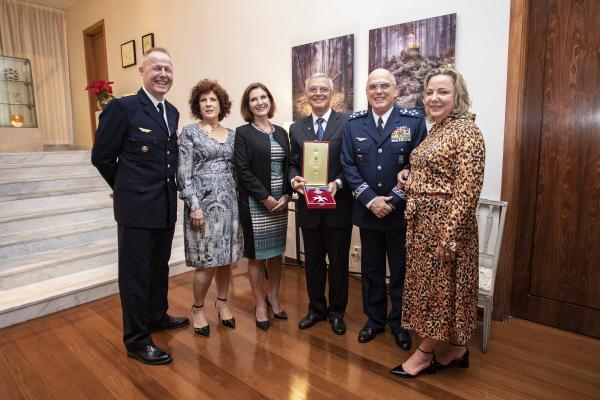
top-left (83, 19), bottom-right (107, 140)
top-left (493, 0), bottom-right (529, 321)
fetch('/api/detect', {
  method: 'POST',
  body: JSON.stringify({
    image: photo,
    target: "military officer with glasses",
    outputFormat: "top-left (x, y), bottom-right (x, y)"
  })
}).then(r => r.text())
top-left (341, 68), bottom-right (427, 350)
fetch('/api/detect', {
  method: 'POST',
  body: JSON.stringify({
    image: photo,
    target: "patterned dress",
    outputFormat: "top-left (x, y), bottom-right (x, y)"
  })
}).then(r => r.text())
top-left (247, 128), bottom-right (288, 259)
top-left (177, 123), bottom-right (243, 269)
top-left (401, 116), bottom-right (485, 343)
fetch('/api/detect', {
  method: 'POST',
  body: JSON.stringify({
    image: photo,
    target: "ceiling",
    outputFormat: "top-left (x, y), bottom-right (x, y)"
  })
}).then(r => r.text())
top-left (26, 0), bottom-right (78, 10)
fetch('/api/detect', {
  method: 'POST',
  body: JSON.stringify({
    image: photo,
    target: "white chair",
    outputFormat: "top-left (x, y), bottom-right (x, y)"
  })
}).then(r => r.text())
top-left (476, 198), bottom-right (508, 353)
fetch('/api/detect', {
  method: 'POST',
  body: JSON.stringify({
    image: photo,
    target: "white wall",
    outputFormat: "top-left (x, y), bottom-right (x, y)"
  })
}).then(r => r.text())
top-left (66, 0), bottom-right (509, 199)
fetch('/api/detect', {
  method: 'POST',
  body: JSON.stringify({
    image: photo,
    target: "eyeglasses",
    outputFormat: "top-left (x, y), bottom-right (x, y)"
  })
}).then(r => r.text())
top-left (307, 86), bottom-right (331, 94)
top-left (367, 82), bottom-right (394, 91)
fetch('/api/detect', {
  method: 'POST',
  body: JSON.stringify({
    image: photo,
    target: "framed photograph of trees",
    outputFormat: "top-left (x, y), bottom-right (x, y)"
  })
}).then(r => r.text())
top-left (369, 14), bottom-right (456, 109)
top-left (292, 34), bottom-right (354, 121)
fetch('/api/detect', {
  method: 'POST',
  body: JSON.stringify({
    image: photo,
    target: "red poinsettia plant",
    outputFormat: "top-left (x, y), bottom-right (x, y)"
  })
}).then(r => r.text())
top-left (85, 79), bottom-right (114, 103)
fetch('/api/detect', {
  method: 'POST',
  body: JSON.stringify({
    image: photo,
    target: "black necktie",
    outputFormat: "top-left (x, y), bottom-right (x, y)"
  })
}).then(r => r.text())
top-left (377, 117), bottom-right (384, 134)
top-left (157, 103), bottom-right (169, 134)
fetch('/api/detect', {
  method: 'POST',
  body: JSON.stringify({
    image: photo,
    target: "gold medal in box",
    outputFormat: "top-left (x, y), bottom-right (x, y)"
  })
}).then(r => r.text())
top-left (303, 141), bottom-right (336, 209)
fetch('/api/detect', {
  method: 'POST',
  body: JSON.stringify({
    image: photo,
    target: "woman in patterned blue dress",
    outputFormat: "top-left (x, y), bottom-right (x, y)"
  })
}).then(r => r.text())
top-left (178, 79), bottom-right (243, 336)
top-left (234, 82), bottom-right (291, 330)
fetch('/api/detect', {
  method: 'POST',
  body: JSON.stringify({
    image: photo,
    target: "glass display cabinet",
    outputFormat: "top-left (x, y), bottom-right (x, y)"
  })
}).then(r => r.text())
top-left (0, 55), bottom-right (38, 128)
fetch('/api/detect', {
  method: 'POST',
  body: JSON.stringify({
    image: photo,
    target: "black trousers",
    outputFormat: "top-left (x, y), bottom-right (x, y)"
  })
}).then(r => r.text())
top-left (117, 224), bottom-right (175, 350)
top-left (301, 222), bottom-right (352, 319)
top-left (359, 225), bottom-right (407, 334)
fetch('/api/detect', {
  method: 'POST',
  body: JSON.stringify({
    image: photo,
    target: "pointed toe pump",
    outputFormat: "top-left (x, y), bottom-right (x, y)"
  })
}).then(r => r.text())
top-left (265, 296), bottom-right (288, 320)
top-left (191, 304), bottom-right (210, 336)
top-left (255, 307), bottom-right (270, 331)
top-left (215, 297), bottom-right (236, 329)
top-left (391, 347), bottom-right (436, 379)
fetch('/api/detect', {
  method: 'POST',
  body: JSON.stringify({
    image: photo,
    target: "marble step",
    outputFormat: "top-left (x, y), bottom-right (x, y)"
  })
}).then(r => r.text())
top-left (0, 185), bottom-right (109, 203)
top-left (0, 150), bottom-right (91, 165)
top-left (0, 174), bottom-right (107, 196)
top-left (0, 200), bottom-right (113, 234)
top-left (0, 161), bottom-right (97, 180)
top-left (0, 185), bottom-right (112, 214)
top-left (0, 232), bottom-right (185, 290)
top-left (0, 218), bottom-right (116, 259)
top-left (0, 245), bottom-right (187, 329)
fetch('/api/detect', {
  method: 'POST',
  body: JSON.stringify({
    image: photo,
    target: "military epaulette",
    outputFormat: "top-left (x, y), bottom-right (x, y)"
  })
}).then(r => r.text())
top-left (397, 108), bottom-right (423, 118)
top-left (348, 109), bottom-right (368, 120)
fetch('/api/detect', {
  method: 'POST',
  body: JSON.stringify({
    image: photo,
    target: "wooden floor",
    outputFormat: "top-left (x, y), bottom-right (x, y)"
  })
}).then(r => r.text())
top-left (1, 262), bottom-right (599, 400)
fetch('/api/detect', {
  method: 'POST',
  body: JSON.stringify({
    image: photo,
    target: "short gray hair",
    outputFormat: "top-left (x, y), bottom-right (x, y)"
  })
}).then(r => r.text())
top-left (305, 73), bottom-right (333, 90)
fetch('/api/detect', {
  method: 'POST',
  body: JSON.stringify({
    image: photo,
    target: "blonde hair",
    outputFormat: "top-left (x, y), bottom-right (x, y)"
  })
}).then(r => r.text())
top-left (424, 67), bottom-right (472, 119)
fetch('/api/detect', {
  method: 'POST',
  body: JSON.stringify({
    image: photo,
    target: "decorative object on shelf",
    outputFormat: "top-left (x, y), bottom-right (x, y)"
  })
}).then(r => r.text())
top-left (10, 114), bottom-right (24, 127)
top-left (85, 79), bottom-right (114, 110)
top-left (0, 55), bottom-right (37, 128)
top-left (142, 33), bottom-right (154, 54)
top-left (2, 67), bottom-right (20, 81)
top-left (121, 40), bottom-right (136, 68)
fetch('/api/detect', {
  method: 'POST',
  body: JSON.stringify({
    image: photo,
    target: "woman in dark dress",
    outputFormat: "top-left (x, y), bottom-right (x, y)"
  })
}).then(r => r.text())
top-left (234, 82), bottom-right (291, 330)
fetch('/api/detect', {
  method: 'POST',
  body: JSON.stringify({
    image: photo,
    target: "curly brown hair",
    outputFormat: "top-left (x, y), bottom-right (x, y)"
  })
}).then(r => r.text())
top-left (189, 79), bottom-right (232, 121)
top-left (240, 82), bottom-right (276, 122)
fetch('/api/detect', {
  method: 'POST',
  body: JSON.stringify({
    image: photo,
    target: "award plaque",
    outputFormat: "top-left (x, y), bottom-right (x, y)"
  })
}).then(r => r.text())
top-left (303, 141), bottom-right (336, 209)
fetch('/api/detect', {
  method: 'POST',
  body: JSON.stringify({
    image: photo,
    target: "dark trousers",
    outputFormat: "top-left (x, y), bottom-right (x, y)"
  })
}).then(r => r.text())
top-left (359, 225), bottom-right (407, 334)
top-left (117, 224), bottom-right (175, 350)
top-left (301, 222), bottom-right (352, 319)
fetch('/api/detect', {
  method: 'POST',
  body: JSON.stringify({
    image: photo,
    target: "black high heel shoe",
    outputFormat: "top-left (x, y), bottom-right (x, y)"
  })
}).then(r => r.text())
top-left (255, 307), bottom-right (270, 331)
top-left (215, 297), bottom-right (235, 329)
top-left (265, 295), bottom-right (288, 320)
top-left (434, 343), bottom-right (469, 370)
top-left (191, 304), bottom-right (210, 336)
top-left (391, 347), bottom-right (436, 378)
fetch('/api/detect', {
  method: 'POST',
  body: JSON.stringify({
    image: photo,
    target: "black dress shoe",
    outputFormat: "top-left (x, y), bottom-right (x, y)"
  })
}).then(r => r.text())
top-left (149, 315), bottom-right (190, 332)
top-left (215, 298), bottom-right (236, 329)
top-left (390, 347), bottom-right (436, 378)
top-left (191, 304), bottom-right (210, 336)
top-left (298, 314), bottom-right (324, 329)
top-left (329, 317), bottom-right (347, 335)
top-left (395, 330), bottom-right (412, 350)
top-left (434, 344), bottom-right (470, 370)
top-left (127, 345), bottom-right (172, 365)
top-left (266, 296), bottom-right (288, 320)
top-left (358, 326), bottom-right (384, 343)
top-left (255, 307), bottom-right (270, 331)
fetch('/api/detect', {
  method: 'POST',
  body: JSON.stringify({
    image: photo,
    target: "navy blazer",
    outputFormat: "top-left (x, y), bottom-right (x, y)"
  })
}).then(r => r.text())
top-left (340, 106), bottom-right (427, 230)
top-left (234, 123), bottom-right (291, 201)
top-left (91, 88), bottom-right (179, 229)
top-left (289, 110), bottom-right (353, 229)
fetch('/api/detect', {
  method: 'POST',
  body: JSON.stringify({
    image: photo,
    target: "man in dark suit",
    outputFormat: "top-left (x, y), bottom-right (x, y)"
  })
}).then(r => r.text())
top-left (91, 47), bottom-right (188, 365)
top-left (341, 68), bottom-right (427, 349)
top-left (289, 73), bottom-right (353, 335)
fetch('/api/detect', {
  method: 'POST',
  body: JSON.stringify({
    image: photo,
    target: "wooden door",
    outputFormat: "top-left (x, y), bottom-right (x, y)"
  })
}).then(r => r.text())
top-left (511, 0), bottom-right (600, 337)
top-left (83, 20), bottom-right (108, 138)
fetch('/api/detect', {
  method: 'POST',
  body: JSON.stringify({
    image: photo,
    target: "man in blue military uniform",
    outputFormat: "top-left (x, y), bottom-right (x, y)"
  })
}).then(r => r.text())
top-left (341, 68), bottom-right (427, 350)
top-left (92, 48), bottom-right (188, 365)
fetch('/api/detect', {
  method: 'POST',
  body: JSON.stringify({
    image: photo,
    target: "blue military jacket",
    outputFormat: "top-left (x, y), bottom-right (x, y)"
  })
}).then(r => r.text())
top-left (91, 89), bottom-right (179, 229)
top-left (340, 106), bottom-right (427, 230)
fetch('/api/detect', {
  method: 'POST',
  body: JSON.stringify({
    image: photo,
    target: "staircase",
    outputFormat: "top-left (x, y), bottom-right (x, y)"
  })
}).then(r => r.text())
top-left (0, 151), bottom-right (187, 329)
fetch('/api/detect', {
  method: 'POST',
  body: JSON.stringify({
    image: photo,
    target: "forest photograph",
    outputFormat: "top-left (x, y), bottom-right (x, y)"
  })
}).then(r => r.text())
top-left (369, 14), bottom-right (456, 109)
top-left (291, 34), bottom-right (354, 121)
